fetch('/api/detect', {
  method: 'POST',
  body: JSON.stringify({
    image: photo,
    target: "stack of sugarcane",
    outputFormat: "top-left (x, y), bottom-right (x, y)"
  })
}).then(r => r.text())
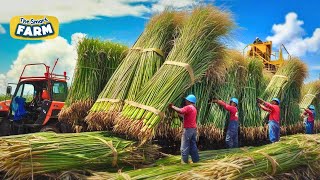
top-left (85, 11), bottom-right (184, 130)
top-left (262, 69), bottom-right (274, 93)
top-left (203, 51), bottom-right (246, 143)
top-left (0, 132), bottom-right (159, 179)
top-left (300, 81), bottom-right (320, 133)
top-left (58, 38), bottom-right (127, 132)
top-left (155, 57), bottom-right (228, 141)
top-left (279, 59), bottom-right (307, 135)
top-left (239, 58), bottom-right (265, 142)
top-left (299, 80), bottom-right (320, 109)
top-left (314, 94), bottom-right (320, 133)
top-left (156, 78), bottom-right (215, 141)
top-left (83, 134), bottom-right (320, 180)
top-left (114, 6), bottom-right (234, 142)
top-left (260, 58), bottom-right (307, 136)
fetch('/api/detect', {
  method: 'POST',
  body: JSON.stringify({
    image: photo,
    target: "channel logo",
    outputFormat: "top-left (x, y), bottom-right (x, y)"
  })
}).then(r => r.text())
top-left (10, 15), bottom-right (59, 40)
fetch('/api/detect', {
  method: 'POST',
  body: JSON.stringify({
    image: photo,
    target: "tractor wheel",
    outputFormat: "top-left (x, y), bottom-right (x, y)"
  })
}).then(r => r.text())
top-left (40, 125), bottom-right (60, 133)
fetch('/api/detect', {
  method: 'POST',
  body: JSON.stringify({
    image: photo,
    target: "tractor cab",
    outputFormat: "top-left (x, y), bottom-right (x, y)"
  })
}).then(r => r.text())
top-left (243, 39), bottom-right (291, 73)
top-left (0, 59), bottom-right (71, 136)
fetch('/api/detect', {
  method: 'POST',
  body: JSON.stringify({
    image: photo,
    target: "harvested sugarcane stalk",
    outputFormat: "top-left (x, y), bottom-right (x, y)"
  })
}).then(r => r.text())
top-left (204, 51), bottom-right (246, 143)
top-left (82, 134), bottom-right (320, 180)
top-left (279, 60), bottom-right (307, 135)
top-left (58, 38), bottom-right (127, 132)
top-left (239, 58), bottom-right (266, 143)
top-left (0, 132), bottom-right (160, 180)
top-left (114, 6), bottom-right (234, 142)
top-left (85, 11), bottom-right (185, 130)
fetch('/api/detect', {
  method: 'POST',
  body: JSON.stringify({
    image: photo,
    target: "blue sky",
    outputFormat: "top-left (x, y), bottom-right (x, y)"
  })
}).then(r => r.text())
top-left (0, 0), bottom-right (319, 92)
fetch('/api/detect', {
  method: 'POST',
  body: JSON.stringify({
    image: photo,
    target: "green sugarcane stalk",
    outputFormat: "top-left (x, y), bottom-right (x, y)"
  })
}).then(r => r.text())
top-left (0, 132), bottom-right (159, 179)
top-left (58, 38), bottom-right (127, 131)
top-left (86, 11), bottom-right (185, 131)
top-left (115, 6), bottom-right (234, 141)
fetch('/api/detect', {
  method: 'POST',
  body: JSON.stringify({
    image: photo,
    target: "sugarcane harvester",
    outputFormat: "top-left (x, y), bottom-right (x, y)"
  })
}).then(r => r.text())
top-left (243, 38), bottom-right (291, 73)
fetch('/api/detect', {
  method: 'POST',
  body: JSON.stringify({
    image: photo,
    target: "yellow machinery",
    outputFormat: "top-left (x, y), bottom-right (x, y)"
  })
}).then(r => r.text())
top-left (243, 41), bottom-right (291, 73)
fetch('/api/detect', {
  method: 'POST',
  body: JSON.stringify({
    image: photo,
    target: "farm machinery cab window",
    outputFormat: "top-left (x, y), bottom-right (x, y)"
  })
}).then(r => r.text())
top-left (15, 83), bottom-right (35, 103)
top-left (52, 81), bottom-right (68, 102)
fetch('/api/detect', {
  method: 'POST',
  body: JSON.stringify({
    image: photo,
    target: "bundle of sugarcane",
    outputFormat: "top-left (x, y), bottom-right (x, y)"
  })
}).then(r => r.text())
top-left (280, 84), bottom-right (304, 135)
top-left (239, 58), bottom-right (265, 142)
top-left (58, 39), bottom-right (127, 132)
top-left (114, 6), bottom-right (233, 142)
top-left (258, 166), bottom-right (320, 180)
top-left (262, 69), bottom-right (274, 92)
top-left (156, 78), bottom-right (215, 141)
top-left (84, 134), bottom-right (320, 180)
top-left (299, 80), bottom-right (320, 109)
top-left (203, 51), bottom-right (246, 143)
top-left (155, 57), bottom-right (229, 141)
top-left (85, 11), bottom-right (184, 131)
top-left (279, 60), bottom-right (307, 135)
top-left (313, 94), bottom-right (320, 133)
top-left (0, 132), bottom-right (159, 179)
top-left (261, 58), bottom-right (308, 125)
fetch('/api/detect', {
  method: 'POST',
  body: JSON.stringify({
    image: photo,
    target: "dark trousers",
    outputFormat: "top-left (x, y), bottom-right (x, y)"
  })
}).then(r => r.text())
top-left (268, 120), bottom-right (280, 143)
top-left (306, 121), bottom-right (314, 134)
top-left (226, 120), bottom-right (239, 148)
top-left (181, 128), bottom-right (199, 163)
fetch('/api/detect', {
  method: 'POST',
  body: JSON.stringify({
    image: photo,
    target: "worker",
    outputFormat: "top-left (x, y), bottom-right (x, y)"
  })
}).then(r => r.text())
top-left (257, 98), bottom-right (281, 143)
top-left (301, 105), bottom-right (316, 134)
top-left (253, 37), bottom-right (263, 44)
top-left (210, 97), bottom-right (239, 148)
top-left (169, 94), bottom-right (199, 164)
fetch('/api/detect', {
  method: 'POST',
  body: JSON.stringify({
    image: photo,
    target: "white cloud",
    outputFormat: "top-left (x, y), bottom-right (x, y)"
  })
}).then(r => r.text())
top-left (227, 40), bottom-right (247, 53)
top-left (0, 24), bottom-right (5, 34)
top-left (310, 65), bottom-right (320, 70)
top-left (0, 33), bottom-right (85, 94)
top-left (267, 12), bottom-right (320, 57)
top-left (0, 74), bottom-right (7, 94)
top-left (151, 0), bottom-right (200, 12)
top-left (0, 0), bottom-right (199, 24)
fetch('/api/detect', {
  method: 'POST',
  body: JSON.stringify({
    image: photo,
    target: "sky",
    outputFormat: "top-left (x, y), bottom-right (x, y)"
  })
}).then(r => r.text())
top-left (0, 0), bottom-right (319, 93)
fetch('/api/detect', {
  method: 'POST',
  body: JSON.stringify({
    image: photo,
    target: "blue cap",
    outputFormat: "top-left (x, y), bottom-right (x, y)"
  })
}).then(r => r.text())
top-left (230, 97), bottom-right (238, 105)
top-left (272, 98), bottom-right (280, 104)
top-left (185, 94), bottom-right (196, 104)
top-left (309, 105), bottom-right (315, 110)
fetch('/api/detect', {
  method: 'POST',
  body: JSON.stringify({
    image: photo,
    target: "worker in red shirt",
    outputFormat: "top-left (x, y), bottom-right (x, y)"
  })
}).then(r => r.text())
top-left (301, 105), bottom-right (316, 134)
top-left (211, 97), bottom-right (239, 148)
top-left (169, 94), bottom-right (199, 164)
top-left (257, 97), bottom-right (281, 143)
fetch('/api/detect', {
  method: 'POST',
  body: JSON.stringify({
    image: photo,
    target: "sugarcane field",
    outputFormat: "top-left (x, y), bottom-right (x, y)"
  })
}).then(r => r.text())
top-left (1, 1), bottom-right (320, 180)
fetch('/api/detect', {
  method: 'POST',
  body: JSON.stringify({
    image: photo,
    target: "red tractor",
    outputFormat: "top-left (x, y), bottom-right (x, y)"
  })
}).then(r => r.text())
top-left (0, 59), bottom-right (71, 136)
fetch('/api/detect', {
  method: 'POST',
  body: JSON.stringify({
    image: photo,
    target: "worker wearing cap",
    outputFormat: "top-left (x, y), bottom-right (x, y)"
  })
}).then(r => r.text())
top-left (301, 105), bottom-right (316, 134)
top-left (169, 94), bottom-right (199, 164)
top-left (257, 97), bottom-right (281, 143)
top-left (211, 97), bottom-right (239, 148)
top-left (253, 37), bottom-right (263, 44)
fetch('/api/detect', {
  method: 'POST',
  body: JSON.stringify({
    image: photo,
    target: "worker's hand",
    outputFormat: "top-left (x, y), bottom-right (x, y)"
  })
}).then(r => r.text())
top-left (256, 98), bottom-right (264, 104)
top-left (210, 98), bottom-right (218, 103)
top-left (168, 103), bottom-right (174, 109)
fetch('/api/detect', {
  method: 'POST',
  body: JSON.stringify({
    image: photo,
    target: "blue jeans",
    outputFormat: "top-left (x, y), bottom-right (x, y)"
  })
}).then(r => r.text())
top-left (226, 120), bottom-right (239, 148)
top-left (268, 120), bottom-right (280, 143)
top-left (181, 128), bottom-right (199, 163)
top-left (306, 121), bottom-right (314, 134)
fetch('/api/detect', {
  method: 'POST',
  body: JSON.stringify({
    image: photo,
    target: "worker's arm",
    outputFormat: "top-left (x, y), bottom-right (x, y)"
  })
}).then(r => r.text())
top-left (304, 109), bottom-right (313, 116)
top-left (259, 104), bottom-right (271, 112)
top-left (216, 100), bottom-right (233, 111)
top-left (301, 111), bottom-right (307, 118)
top-left (169, 103), bottom-right (183, 114)
top-left (262, 102), bottom-right (276, 111)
